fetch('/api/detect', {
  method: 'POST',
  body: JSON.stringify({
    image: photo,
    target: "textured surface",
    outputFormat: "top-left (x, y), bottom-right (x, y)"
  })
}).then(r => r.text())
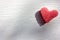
top-left (0, 0), bottom-right (60, 40)
top-left (40, 7), bottom-right (58, 23)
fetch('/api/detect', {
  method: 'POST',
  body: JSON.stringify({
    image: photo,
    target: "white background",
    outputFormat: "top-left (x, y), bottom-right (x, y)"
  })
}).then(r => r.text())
top-left (0, 0), bottom-right (60, 40)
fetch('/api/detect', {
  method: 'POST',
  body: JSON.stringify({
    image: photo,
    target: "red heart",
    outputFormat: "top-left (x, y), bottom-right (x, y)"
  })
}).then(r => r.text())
top-left (40, 7), bottom-right (58, 23)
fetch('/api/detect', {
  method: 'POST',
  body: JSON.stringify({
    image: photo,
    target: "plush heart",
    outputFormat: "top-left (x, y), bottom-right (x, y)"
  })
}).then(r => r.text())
top-left (40, 7), bottom-right (58, 23)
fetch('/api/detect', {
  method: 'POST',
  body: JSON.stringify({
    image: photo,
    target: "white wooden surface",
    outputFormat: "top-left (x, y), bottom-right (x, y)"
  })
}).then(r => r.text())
top-left (0, 0), bottom-right (60, 40)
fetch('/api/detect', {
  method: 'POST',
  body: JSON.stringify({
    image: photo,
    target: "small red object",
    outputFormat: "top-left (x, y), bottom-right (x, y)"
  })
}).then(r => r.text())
top-left (40, 7), bottom-right (58, 23)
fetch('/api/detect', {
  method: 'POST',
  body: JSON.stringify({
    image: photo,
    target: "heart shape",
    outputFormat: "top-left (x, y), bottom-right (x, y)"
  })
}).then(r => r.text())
top-left (40, 7), bottom-right (58, 23)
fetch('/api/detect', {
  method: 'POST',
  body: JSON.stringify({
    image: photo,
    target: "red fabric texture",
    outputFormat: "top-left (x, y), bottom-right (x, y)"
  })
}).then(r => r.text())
top-left (40, 7), bottom-right (58, 23)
